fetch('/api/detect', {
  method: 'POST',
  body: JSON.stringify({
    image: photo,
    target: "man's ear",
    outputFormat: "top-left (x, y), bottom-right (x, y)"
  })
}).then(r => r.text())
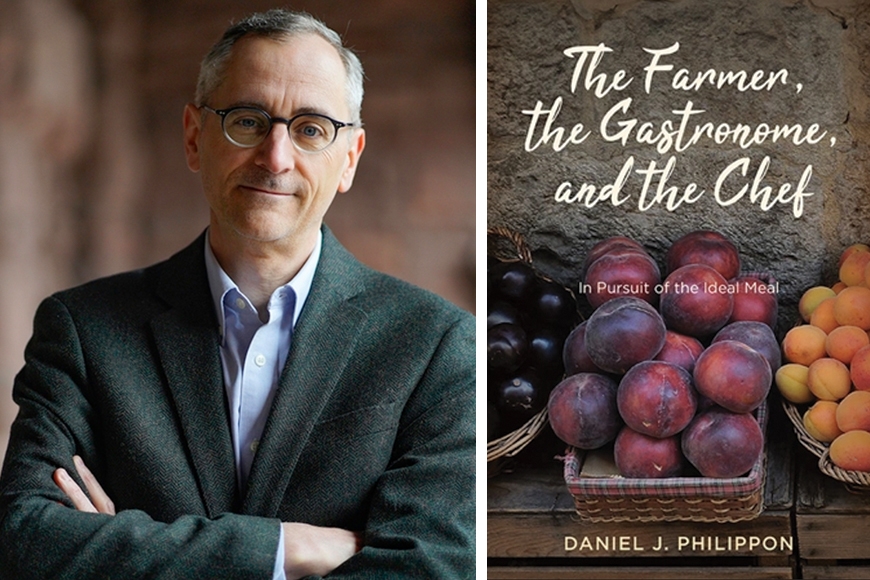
top-left (182, 103), bottom-right (203, 172)
top-left (337, 128), bottom-right (366, 193)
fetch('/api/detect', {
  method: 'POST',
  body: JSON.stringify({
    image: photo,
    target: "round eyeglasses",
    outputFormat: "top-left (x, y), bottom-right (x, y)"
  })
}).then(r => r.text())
top-left (201, 105), bottom-right (358, 152)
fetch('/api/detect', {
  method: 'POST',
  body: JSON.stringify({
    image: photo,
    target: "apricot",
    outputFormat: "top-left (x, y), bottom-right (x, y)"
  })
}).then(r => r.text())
top-left (839, 243), bottom-right (870, 269)
top-left (825, 325), bottom-right (870, 365)
top-left (851, 345), bottom-right (870, 391)
top-left (839, 250), bottom-right (870, 287)
top-left (782, 325), bottom-right (828, 366)
top-left (775, 363), bottom-right (814, 404)
top-left (799, 286), bottom-right (837, 322)
top-left (810, 297), bottom-right (839, 334)
top-left (832, 281), bottom-right (847, 294)
top-left (803, 400), bottom-right (843, 442)
top-left (829, 430), bottom-right (870, 472)
top-left (833, 286), bottom-right (870, 330)
top-left (836, 391), bottom-right (870, 432)
top-left (807, 357), bottom-right (852, 401)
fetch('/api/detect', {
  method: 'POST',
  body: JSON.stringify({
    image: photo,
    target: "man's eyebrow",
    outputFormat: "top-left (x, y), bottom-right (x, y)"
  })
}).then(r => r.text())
top-left (223, 101), bottom-right (337, 118)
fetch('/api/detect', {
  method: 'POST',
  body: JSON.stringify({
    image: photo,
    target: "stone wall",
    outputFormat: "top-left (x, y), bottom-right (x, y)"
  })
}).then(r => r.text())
top-left (488, 0), bottom-right (870, 331)
top-left (0, 0), bottom-right (474, 465)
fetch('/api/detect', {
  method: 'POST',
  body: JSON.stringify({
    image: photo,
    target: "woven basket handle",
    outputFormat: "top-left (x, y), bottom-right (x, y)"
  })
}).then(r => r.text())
top-left (488, 226), bottom-right (533, 264)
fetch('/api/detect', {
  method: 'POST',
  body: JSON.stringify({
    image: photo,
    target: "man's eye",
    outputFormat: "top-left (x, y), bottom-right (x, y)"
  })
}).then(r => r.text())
top-left (298, 124), bottom-right (325, 138)
top-left (234, 116), bottom-right (266, 130)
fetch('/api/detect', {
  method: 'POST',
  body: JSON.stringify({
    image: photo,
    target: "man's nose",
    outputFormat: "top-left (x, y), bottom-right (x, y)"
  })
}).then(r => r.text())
top-left (254, 122), bottom-right (297, 173)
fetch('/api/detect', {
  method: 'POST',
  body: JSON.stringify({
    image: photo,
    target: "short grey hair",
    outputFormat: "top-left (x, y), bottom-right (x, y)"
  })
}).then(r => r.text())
top-left (195, 9), bottom-right (364, 120)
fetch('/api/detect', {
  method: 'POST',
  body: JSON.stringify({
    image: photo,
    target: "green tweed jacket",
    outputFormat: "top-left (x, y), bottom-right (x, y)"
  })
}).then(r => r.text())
top-left (0, 227), bottom-right (475, 579)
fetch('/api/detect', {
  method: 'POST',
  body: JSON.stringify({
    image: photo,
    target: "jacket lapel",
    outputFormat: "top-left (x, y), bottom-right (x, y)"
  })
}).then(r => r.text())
top-left (150, 233), bottom-right (239, 517)
top-left (242, 228), bottom-right (369, 516)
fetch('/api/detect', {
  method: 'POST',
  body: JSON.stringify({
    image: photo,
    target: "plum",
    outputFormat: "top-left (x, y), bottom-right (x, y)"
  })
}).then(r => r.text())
top-left (666, 230), bottom-right (741, 279)
top-left (614, 427), bottom-right (685, 478)
top-left (681, 407), bottom-right (763, 478)
top-left (660, 264), bottom-right (734, 338)
top-left (693, 340), bottom-right (771, 413)
top-left (562, 321), bottom-right (604, 375)
top-left (585, 296), bottom-right (667, 374)
top-left (653, 330), bottom-right (705, 373)
top-left (712, 320), bottom-right (781, 373)
top-left (487, 323), bottom-right (527, 376)
top-left (584, 249), bottom-right (661, 308)
top-left (617, 361), bottom-right (697, 438)
top-left (548, 373), bottom-right (622, 449)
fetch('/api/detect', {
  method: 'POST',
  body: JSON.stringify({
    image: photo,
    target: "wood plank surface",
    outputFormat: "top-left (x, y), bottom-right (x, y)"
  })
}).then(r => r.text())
top-left (488, 510), bottom-right (793, 559)
top-left (796, 514), bottom-right (870, 559)
top-left (802, 565), bottom-right (870, 579)
top-left (487, 565), bottom-right (793, 579)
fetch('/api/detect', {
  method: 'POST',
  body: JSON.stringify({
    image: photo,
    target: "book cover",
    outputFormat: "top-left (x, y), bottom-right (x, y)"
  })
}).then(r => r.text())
top-left (487, 0), bottom-right (870, 576)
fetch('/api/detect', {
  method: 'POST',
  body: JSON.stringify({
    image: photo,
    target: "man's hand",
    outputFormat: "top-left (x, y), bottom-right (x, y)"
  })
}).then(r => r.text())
top-left (53, 455), bottom-right (116, 515)
top-left (282, 522), bottom-right (361, 579)
top-left (53, 457), bottom-right (359, 578)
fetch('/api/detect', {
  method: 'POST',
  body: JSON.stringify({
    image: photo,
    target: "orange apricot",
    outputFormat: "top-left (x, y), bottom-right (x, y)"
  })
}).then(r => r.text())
top-left (825, 325), bottom-right (870, 365)
top-left (829, 430), bottom-right (870, 472)
top-left (851, 345), bottom-right (870, 391)
top-left (839, 243), bottom-right (870, 269)
top-left (836, 391), bottom-right (870, 432)
top-left (833, 286), bottom-right (870, 330)
top-left (775, 363), bottom-right (814, 404)
top-left (804, 400), bottom-right (843, 442)
top-left (840, 251), bottom-right (870, 287)
top-left (782, 325), bottom-right (828, 366)
top-left (807, 357), bottom-right (852, 401)
top-left (832, 281), bottom-right (848, 294)
top-left (799, 286), bottom-right (837, 322)
top-left (810, 297), bottom-right (839, 333)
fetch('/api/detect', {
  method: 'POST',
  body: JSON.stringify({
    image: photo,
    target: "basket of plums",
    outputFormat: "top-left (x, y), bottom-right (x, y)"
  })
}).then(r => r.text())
top-left (552, 231), bottom-right (774, 522)
top-left (487, 227), bottom-right (579, 474)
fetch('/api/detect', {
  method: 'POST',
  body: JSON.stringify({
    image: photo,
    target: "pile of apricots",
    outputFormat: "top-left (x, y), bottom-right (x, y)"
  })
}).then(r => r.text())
top-left (777, 243), bottom-right (870, 473)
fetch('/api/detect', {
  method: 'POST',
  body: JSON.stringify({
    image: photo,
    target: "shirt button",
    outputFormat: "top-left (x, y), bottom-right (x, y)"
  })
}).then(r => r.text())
top-left (250, 440), bottom-right (259, 453)
top-left (254, 354), bottom-right (267, 367)
top-left (235, 298), bottom-right (246, 310)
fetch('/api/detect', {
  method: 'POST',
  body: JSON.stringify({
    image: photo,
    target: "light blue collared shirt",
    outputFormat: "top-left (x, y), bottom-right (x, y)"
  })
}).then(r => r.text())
top-left (204, 230), bottom-right (321, 580)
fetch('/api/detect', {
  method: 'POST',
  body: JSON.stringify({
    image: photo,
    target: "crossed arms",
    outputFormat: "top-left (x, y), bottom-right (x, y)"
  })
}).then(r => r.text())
top-left (54, 456), bottom-right (358, 578)
top-left (0, 291), bottom-right (476, 579)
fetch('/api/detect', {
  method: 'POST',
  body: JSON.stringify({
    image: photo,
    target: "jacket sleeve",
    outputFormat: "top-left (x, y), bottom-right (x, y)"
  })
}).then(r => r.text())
top-left (325, 313), bottom-right (476, 579)
top-left (0, 296), bottom-right (280, 580)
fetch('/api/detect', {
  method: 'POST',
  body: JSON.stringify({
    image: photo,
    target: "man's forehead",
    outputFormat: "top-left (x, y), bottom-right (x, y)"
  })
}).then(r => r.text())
top-left (226, 34), bottom-right (344, 78)
top-left (213, 34), bottom-right (349, 114)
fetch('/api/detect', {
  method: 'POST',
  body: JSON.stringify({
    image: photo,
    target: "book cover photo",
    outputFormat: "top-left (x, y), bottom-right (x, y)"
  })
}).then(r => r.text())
top-left (486, 1), bottom-right (870, 578)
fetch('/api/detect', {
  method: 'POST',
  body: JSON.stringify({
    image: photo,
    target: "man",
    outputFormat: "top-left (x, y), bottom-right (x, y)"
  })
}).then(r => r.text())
top-left (0, 9), bottom-right (475, 580)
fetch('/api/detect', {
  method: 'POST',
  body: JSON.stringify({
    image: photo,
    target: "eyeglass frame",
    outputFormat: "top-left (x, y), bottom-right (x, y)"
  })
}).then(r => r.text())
top-left (200, 104), bottom-right (360, 152)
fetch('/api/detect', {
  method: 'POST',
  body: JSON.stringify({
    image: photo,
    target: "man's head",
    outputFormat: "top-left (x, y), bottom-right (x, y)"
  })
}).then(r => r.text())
top-left (182, 9), bottom-right (366, 261)
top-left (196, 9), bottom-right (364, 121)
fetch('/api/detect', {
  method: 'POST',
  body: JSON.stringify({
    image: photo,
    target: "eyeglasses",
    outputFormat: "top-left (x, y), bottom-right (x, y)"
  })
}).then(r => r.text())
top-left (201, 105), bottom-right (358, 152)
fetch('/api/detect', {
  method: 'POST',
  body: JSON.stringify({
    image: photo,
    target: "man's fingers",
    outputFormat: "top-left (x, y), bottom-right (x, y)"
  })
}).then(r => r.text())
top-left (52, 457), bottom-right (116, 515)
top-left (73, 455), bottom-right (116, 515)
top-left (53, 468), bottom-right (98, 513)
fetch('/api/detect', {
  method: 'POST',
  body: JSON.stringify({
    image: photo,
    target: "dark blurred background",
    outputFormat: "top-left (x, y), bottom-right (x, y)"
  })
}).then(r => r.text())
top-left (0, 0), bottom-right (475, 464)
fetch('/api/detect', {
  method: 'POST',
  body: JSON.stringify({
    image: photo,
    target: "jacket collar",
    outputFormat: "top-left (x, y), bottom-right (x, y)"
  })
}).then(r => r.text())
top-left (149, 226), bottom-right (370, 517)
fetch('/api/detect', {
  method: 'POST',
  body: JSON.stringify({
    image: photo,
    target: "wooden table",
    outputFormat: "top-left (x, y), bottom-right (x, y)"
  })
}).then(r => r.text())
top-left (795, 442), bottom-right (870, 580)
top-left (488, 400), bottom-right (797, 579)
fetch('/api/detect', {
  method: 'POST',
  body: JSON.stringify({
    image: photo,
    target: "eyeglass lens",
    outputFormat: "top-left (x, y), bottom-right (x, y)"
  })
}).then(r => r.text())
top-left (223, 108), bottom-right (338, 151)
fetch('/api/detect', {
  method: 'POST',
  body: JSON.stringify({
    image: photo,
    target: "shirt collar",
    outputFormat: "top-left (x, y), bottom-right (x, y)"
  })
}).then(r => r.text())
top-left (204, 229), bottom-right (322, 340)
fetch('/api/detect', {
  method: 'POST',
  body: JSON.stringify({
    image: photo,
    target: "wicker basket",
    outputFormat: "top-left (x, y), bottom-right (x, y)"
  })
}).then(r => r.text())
top-left (782, 399), bottom-right (870, 490)
top-left (486, 226), bottom-right (573, 471)
top-left (562, 401), bottom-right (768, 523)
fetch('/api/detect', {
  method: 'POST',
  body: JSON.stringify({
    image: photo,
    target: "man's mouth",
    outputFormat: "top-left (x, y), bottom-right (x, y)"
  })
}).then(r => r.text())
top-left (239, 184), bottom-right (295, 196)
